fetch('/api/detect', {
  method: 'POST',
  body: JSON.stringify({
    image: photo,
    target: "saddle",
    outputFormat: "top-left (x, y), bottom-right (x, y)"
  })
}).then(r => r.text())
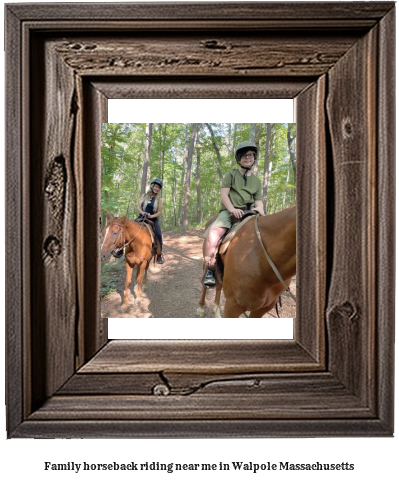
top-left (135, 215), bottom-right (161, 256)
top-left (210, 207), bottom-right (259, 284)
top-left (218, 202), bottom-right (259, 254)
top-left (219, 212), bottom-right (257, 256)
top-left (230, 209), bottom-right (259, 225)
top-left (135, 215), bottom-right (154, 227)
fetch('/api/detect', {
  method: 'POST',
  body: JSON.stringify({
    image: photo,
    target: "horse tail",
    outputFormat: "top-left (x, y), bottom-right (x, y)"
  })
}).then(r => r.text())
top-left (275, 295), bottom-right (283, 317)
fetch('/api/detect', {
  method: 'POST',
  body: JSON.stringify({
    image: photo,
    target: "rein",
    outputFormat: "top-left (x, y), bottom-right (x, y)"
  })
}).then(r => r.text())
top-left (254, 215), bottom-right (296, 303)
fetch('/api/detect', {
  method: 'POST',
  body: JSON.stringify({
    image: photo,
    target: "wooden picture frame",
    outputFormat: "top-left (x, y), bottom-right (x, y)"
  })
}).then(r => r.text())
top-left (5, 2), bottom-right (395, 438)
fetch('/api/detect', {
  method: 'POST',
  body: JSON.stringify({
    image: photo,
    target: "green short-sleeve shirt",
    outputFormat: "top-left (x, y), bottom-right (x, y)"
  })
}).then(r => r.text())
top-left (220, 169), bottom-right (263, 211)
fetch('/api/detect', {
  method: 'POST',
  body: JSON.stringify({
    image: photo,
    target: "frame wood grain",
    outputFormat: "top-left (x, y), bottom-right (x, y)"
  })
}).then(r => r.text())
top-left (5, 2), bottom-right (395, 438)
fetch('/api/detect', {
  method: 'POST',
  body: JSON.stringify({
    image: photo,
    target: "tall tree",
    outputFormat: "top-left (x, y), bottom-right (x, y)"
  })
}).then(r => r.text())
top-left (160, 123), bottom-right (167, 180)
top-left (195, 124), bottom-right (202, 224)
top-left (205, 123), bottom-right (224, 180)
top-left (262, 123), bottom-right (272, 211)
top-left (158, 123), bottom-right (167, 219)
top-left (251, 123), bottom-right (261, 175)
top-left (227, 122), bottom-right (237, 165)
top-left (282, 165), bottom-right (291, 208)
top-left (177, 124), bottom-right (189, 226)
top-left (249, 123), bottom-right (257, 142)
top-left (287, 123), bottom-right (297, 203)
top-left (140, 123), bottom-right (153, 195)
top-left (172, 148), bottom-right (178, 226)
top-left (182, 123), bottom-right (198, 231)
top-left (287, 123), bottom-right (296, 180)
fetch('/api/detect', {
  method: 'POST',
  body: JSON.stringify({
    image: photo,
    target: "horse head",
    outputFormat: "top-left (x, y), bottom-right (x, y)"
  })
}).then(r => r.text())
top-left (100, 212), bottom-right (127, 262)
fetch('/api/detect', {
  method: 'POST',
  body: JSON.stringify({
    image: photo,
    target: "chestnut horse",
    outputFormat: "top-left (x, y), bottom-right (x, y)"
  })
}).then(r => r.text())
top-left (197, 206), bottom-right (296, 318)
top-left (101, 211), bottom-right (155, 306)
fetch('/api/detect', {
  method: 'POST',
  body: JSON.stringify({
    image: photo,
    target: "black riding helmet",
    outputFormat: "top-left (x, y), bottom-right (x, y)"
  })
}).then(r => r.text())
top-left (151, 178), bottom-right (163, 188)
top-left (235, 141), bottom-right (258, 185)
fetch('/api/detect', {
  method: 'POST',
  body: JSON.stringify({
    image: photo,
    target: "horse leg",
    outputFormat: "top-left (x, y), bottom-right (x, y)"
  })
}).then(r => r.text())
top-left (135, 261), bottom-right (147, 301)
top-left (213, 284), bottom-right (223, 318)
top-left (197, 285), bottom-right (207, 317)
top-left (122, 263), bottom-right (134, 307)
top-left (224, 297), bottom-right (246, 318)
top-left (197, 285), bottom-right (222, 318)
top-left (197, 263), bottom-right (208, 317)
top-left (142, 260), bottom-right (150, 290)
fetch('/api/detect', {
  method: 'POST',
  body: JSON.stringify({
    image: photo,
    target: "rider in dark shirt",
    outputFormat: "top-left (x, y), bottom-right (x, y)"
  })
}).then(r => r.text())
top-left (137, 178), bottom-right (164, 264)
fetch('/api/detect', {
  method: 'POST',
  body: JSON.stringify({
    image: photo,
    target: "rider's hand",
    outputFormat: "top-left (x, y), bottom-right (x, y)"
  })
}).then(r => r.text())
top-left (231, 208), bottom-right (244, 219)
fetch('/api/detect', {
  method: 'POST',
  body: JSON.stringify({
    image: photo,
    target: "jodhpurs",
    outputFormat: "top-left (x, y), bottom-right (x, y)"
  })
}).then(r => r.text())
top-left (153, 219), bottom-right (163, 250)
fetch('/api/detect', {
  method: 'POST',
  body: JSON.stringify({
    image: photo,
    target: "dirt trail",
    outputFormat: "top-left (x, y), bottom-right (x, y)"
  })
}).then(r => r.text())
top-left (101, 230), bottom-right (296, 319)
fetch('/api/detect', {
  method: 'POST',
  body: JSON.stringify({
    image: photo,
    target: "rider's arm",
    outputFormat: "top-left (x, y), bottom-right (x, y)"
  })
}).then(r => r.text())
top-left (221, 187), bottom-right (235, 212)
top-left (254, 200), bottom-right (265, 216)
top-left (221, 188), bottom-right (244, 219)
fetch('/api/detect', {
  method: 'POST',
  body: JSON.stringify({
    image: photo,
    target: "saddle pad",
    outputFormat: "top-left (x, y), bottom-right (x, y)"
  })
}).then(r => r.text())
top-left (219, 215), bottom-right (256, 255)
top-left (143, 223), bottom-right (155, 244)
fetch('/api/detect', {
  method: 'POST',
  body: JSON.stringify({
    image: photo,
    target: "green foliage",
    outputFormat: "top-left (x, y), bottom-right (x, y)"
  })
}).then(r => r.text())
top-left (100, 259), bottom-right (121, 299)
top-left (101, 122), bottom-right (296, 230)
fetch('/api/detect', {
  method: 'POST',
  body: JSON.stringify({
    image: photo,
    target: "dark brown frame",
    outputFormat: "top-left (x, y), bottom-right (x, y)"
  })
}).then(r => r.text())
top-left (5, 2), bottom-right (395, 438)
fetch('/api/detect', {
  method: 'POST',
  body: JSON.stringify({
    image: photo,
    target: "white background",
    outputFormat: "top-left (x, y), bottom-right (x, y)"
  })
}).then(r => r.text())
top-left (108, 98), bottom-right (294, 338)
top-left (1, 1), bottom-right (398, 486)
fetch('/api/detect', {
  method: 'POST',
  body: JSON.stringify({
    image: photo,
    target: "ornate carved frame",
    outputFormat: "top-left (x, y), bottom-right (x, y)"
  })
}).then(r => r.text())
top-left (5, 2), bottom-right (395, 437)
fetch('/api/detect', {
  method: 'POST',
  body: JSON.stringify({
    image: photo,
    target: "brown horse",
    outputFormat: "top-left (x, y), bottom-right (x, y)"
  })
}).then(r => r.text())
top-left (197, 206), bottom-right (296, 318)
top-left (101, 211), bottom-right (155, 306)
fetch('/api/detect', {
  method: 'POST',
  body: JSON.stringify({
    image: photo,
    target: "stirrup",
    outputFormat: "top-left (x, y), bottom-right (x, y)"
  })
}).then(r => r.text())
top-left (203, 269), bottom-right (216, 287)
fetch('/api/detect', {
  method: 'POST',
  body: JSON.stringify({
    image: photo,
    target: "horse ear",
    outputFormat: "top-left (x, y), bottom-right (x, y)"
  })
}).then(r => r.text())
top-left (105, 211), bottom-right (113, 223)
top-left (121, 214), bottom-right (127, 223)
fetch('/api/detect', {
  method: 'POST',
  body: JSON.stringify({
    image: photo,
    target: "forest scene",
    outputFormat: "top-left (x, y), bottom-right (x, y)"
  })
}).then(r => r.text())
top-left (101, 123), bottom-right (296, 319)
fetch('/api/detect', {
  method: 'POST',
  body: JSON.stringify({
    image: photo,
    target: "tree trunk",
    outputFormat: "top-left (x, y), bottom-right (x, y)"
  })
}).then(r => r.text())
top-left (159, 123), bottom-right (167, 221)
top-left (205, 123), bottom-right (224, 180)
top-left (177, 124), bottom-right (188, 226)
top-left (161, 123), bottom-right (167, 180)
top-left (262, 123), bottom-right (272, 211)
top-left (172, 159), bottom-right (177, 227)
top-left (287, 123), bottom-right (296, 181)
top-left (228, 123), bottom-right (237, 166)
top-left (251, 123), bottom-right (261, 175)
top-left (140, 123), bottom-right (153, 195)
top-left (182, 123), bottom-right (198, 231)
top-left (282, 167), bottom-right (290, 209)
top-left (195, 124), bottom-right (202, 224)
top-left (249, 123), bottom-right (256, 142)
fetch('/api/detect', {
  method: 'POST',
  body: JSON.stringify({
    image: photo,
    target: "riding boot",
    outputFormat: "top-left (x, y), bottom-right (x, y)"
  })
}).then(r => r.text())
top-left (203, 255), bottom-right (217, 287)
top-left (154, 234), bottom-right (164, 264)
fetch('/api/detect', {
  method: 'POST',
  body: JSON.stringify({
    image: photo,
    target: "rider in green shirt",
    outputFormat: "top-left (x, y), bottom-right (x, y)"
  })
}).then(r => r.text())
top-left (203, 141), bottom-right (265, 287)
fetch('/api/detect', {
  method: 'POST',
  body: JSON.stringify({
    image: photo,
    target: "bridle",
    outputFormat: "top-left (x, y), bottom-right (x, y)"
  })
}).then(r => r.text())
top-left (254, 215), bottom-right (296, 303)
top-left (106, 221), bottom-right (144, 255)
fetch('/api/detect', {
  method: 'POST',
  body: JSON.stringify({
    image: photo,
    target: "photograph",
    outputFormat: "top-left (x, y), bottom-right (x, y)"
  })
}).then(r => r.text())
top-left (101, 122), bottom-right (297, 320)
